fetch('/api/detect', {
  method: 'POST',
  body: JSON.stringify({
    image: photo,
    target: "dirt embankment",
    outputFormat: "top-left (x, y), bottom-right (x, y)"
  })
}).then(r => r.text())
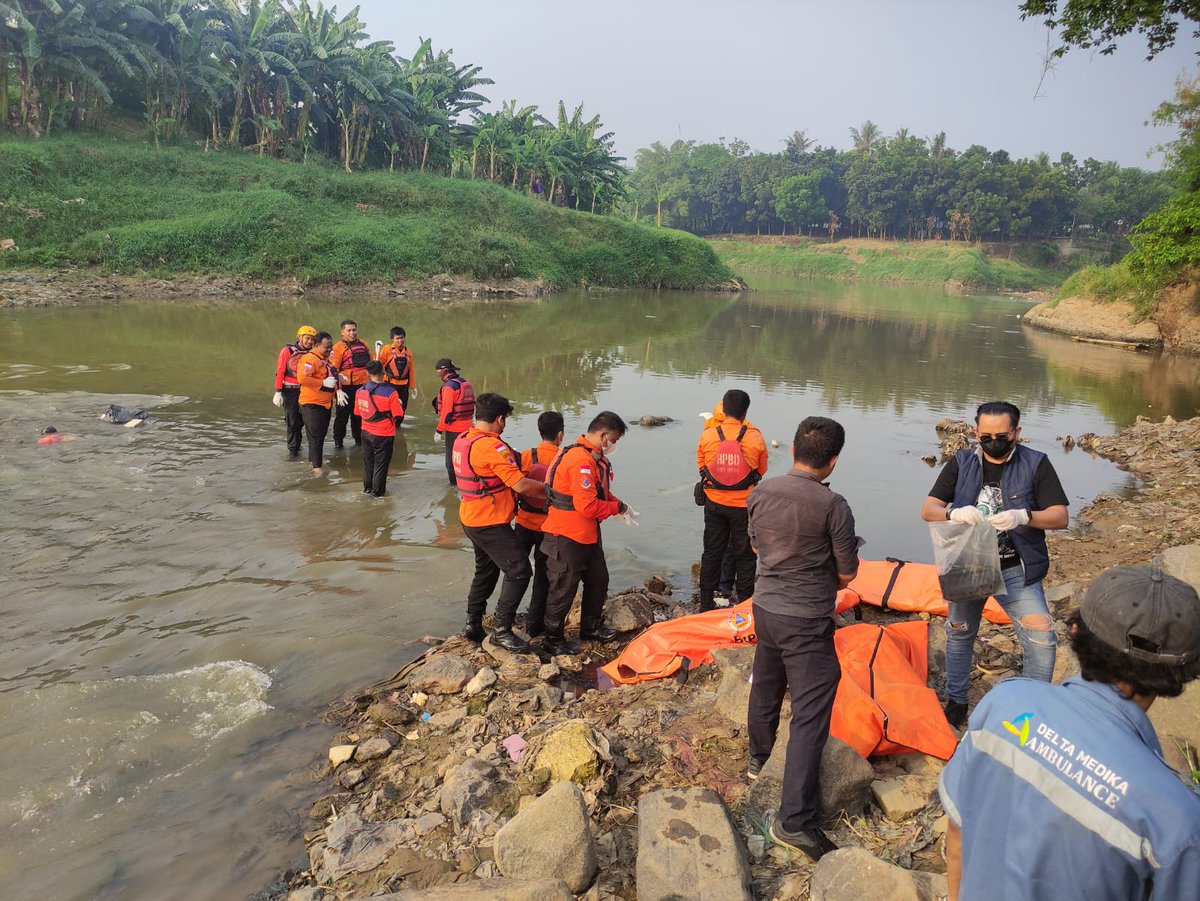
top-left (1023, 282), bottom-right (1200, 354)
top-left (0, 268), bottom-right (553, 308)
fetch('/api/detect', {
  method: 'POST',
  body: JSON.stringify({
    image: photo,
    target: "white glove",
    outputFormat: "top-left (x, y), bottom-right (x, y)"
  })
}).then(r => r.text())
top-left (322, 376), bottom-right (338, 389)
top-left (335, 389), bottom-right (349, 407)
top-left (434, 430), bottom-right (443, 444)
top-left (411, 387), bottom-right (420, 399)
top-left (988, 509), bottom-right (1031, 532)
top-left (272, 391), bottom-right (283, 408)
top-left (948, 506), bottom-right (984, 525)
top-left (621, 506), bottom-right (640, 527)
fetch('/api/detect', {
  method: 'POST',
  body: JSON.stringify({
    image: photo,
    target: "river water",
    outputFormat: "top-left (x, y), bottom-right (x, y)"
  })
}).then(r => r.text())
top-left (3, 279), bottom-right (1198, 900)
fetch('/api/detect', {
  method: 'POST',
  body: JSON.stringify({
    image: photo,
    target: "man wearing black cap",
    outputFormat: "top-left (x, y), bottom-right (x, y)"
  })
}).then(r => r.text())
top-left (939, 565), bottom-right (1200, 901)
top-left (432, 358), bottom-right (474, 485)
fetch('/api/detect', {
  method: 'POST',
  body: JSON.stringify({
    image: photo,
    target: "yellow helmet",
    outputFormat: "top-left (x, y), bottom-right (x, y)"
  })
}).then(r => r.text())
top-left (296, 325), bottom-right (318, 338)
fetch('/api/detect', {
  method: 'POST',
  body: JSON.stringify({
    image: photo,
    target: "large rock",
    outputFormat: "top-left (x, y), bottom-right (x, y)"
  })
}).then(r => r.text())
top-left (318, 811), bottom-right (413, 882)
top-left (533, 720), bottom-right (600, 783)
top-left (372, 877), bottom-right (574, 900)
top-left (604, 593), bottom-right (656, 633)
top-left (870, 775), bottom-right (937, 822)
top-left (711, 646), bottom-right (757, 728)
top-left (637, 787), bottom-right (752, 901)
top-left (439, 758), bottom-right (499, 825)
top-left (1153, 544), bottom-right (1200, 588)
top-left (746, 734), bottom-right (873, 820)
top-left (494, 781), bottom-right (597, 893)
top-left (464, 666), bottom-right (498, 697)
top-left (1144, 546), bottom-right (1200, 765)
top-left (409, 654), bottom-right (476, 694)
top-left (809, 847), bottom-right (926, 901)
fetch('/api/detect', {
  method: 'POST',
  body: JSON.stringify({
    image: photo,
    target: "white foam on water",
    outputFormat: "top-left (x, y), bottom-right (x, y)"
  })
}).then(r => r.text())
top-left (0, 661), bottom-right (273, 830)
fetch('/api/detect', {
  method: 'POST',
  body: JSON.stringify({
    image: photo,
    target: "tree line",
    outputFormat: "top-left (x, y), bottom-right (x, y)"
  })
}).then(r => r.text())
top-left (626, 125), bottom-right (1175, 242)
top-left (0, 0), bottom-right (624, 212)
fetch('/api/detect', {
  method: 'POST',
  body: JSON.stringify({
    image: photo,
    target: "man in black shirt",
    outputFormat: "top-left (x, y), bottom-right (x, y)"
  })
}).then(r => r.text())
top-left (920, 401), bottom-right (1069, 728)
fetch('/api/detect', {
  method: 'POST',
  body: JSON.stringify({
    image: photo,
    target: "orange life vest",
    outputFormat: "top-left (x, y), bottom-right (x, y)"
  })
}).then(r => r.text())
top-left (700, 424), bottom-right (761, 491)
top-left (354, 383), bottom-right (393, 423)
top-left (517, 453), bottom-right (549, 515)
top-left (439, 375), bottom-right (475, 428)
top-left (282, 343), bottom-right (304, 385)
top-left (453, 431), bottom-right (514, 501)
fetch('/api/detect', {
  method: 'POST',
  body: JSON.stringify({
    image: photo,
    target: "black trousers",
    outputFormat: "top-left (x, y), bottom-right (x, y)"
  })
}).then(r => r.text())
top-left (300, 403), bottom-right (331, 469)
top-left (392, 385), bottom-right (410, 427)
top-left (700, 500), bottom-right (756, 604)
top-left (462, 523), bottom-right (532, 628)
top-left (442, 432), bottom-right (462, 485)
top-left (361, 432), bottom-right (394, 495)
top-left (543, 533), bottom-right (609, 636)
top-left (281, 387), bottom-right (302, 456)
top-left (747, 605), bottom-right (841, 833)
top-left (514, 523), bottom-right (548, 632)
top-left (333, 387), bottom-right (362, 447)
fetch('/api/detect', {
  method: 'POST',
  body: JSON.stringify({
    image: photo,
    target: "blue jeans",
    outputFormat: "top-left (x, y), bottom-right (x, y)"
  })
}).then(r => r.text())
top-left (944, 564), bottom-right (1057, 704)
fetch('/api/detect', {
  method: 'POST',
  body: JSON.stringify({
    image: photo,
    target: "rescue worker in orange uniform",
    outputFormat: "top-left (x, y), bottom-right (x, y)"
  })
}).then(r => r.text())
top-left (273, 325), bottom-right (317, 460)
top-left (295, 331), bottom-right (339, 474)
top-left (540, 411), bottom-right (635, 655)
top-left (515, 411), bottom-right (565, 637)
top-left (454, 392), bottom-right (546, 652)
top-left (331, 319), bottom-right (372, 450)
top-left (376, 326), bottom-right (418, 428)
top-left (355, 360), bottom-right (405, 497)
top-left (697, 389), bottom-right (769, 611)
top-left (433, 358), bottom-right (474, 485)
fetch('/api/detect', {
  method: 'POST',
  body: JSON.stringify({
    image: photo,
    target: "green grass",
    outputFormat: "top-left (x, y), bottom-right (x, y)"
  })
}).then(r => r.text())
top-left (709, 237), bottom-right (1065, 291)
top-left (1057, 260), bottom-right (1159, 319)
top-left (0, 136), bottom-right (734, 290)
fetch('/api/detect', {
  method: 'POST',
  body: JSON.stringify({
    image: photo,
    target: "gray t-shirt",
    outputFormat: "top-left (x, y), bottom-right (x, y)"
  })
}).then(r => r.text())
top-left (747, 469), bottom-right (859, 619)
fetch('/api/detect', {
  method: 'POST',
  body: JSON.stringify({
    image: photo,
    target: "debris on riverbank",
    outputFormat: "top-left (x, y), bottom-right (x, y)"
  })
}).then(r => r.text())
top-left (267, 414), bottom-right (1200, 901)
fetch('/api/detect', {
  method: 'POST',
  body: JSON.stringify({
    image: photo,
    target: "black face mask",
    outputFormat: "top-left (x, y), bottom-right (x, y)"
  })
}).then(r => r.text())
top-left (981, 436), bottom-right (1014, 458)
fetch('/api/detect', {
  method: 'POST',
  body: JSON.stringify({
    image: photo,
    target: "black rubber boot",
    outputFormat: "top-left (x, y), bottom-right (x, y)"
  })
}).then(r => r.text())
top-left (490, 628), bottom-right (532, 654)
top-left (541, 632), bottom-right (578, 656)
top-left (579, 620), bottom-right (618, 643)
top-left (461, 617), bottom-right (486, 643)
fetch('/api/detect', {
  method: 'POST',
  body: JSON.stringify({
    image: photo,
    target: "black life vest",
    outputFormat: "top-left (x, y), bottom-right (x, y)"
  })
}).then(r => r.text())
top-left (700, 425), bottom-right (761, 491)
top-left (339, 340), bottom-right (371, 371)
top-left (383, 348), bottom-right (411, 384)
top-left (545, 442), bottom-right (610, 511)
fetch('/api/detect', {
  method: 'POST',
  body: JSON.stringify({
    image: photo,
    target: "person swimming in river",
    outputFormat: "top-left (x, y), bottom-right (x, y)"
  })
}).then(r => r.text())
top-left (37, 426), bottom-right (76, 445)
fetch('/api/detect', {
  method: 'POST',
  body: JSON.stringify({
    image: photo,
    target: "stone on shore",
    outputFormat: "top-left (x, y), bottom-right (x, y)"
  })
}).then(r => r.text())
top-left (428, 706), bottom-right (468, 730)
top-left (371, 878), bottom-right (574, 900)
top-left (1145, 546), bottom-right (1200, 769)
top-left (439, 758), bottom-right (499, 826)
top-left (636, 786), bottom-right (752, 901)
top-left (603, 592), bottom-right (657, 633)
top-left (711, 646), bottom-right (756, 727)
top-left (328, 744), bottom-right (356, 767)
top-left (746, 734), bottom-right (873, 819)
top-left (318, 811), bottom-right (413, 882)
top-left (870, 775), bottom-right (937, 821)
top-left (809, 847), bottom-right (931, 901)
top-left (409, 654), bottom-right (476, 694)
top-left (494, 781), bottom-right (597, 892)
top-left (355, 736), bottom-right (395, 762)
top-left (464, 666), bottom-right (497, 697)
top-left (533, 720), bottom-right (601, 784)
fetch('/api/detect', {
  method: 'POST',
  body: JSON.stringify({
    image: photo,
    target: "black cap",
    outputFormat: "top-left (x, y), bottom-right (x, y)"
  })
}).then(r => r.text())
top-left (1080, 565), bottom-right (1200, 666)
top-left (434, 358), bottom-right (458, 372)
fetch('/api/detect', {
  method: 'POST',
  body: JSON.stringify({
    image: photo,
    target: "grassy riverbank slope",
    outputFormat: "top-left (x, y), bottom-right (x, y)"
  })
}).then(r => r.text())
top-left (709, 236), bottom-right (1062, 291)
top-left (0, 137), bottom-right (735, 290)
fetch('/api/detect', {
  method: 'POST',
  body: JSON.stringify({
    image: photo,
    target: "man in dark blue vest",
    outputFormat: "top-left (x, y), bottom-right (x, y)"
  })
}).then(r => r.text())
top-left (921, 401), bottom-right (1069, 728)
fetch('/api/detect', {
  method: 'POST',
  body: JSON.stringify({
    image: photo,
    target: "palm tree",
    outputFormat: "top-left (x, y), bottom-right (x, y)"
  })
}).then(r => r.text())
top-left (783, 128), bottom-right (813, 161)
top-left (849, 119), bottom-right (881, 156)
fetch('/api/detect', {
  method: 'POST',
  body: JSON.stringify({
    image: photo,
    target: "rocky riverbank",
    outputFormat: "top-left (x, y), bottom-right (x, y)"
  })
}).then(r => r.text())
top-left (261, 415), bottom-right (1200, 901)
top-left (1022, 283), bottom-right (1200, 354)
top-left (0, 268), bottom-right (554, 308)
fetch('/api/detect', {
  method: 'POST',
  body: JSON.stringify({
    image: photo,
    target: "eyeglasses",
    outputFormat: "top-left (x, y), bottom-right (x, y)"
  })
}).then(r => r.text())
top-left (977, 432), bottom-right (1014, 442)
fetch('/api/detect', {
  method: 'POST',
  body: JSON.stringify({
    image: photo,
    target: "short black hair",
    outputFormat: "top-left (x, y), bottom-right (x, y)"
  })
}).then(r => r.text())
top-left (588, 411), bottom-right (627, 437)
top-left (793, 416), bottom-right (845, 467)
top-left (538, 411), bottom-right (565, 440)
top-left (975, 401), bottom-right (1021, 428)
top-left (315, 331), bottom-right (333, 344)
top-left (475, 392), bottom-right (513, 423)
top-left (365, 360), bottom-right (383, 376)
top-left (340, 319), bottom-right (357, 329)
top-left (721, 389), bottom-right (751, 421)
top-left (390, 326), bottom-right (406, 338)
top-left (1067, 611), bottom-right (1200, 699)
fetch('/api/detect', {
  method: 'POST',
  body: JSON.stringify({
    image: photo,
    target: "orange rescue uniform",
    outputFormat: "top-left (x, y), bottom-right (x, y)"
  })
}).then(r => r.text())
top-left (515, 441), bottom-right (559, 532)
top-left (296, 350), bottom-right (337, 407)
top-left (696, 416), bottom-right (769, 507)
top-left (457, 427), bottom-right (525, 528)
top-left (331, 339), bottom-right (372, 388)
top-left (377, 344), bottom-right (417, 389)
top-left (355, 383), bottom-right (405, 438)
top-left (543, 435), bottom-right (622, 545)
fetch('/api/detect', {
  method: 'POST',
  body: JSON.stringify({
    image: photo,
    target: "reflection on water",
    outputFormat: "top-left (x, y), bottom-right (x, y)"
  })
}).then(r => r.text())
top-left (1, 281), bottom-right (1196, 900)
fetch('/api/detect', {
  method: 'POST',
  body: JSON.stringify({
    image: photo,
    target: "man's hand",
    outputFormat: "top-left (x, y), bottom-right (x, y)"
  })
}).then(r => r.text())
top-left (272, 391), bottom-right (283, 408)
top-left (949, 506), bottom-right (984, 525)
top-left (988, 509), bottom-right (1031, 532)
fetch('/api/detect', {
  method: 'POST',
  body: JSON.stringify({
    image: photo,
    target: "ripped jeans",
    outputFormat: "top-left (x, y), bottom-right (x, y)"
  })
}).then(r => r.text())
top-left (944, 564), bottom-right (1057, 704)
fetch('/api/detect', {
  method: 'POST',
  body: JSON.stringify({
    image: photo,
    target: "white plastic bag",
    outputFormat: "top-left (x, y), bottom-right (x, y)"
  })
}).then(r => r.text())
top-left (928, 520), bottom-right (1005, 602)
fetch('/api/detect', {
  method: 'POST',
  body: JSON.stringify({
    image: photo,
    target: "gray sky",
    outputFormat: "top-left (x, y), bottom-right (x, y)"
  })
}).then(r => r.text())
top-left (360, 0), bottom-right (1198, 168)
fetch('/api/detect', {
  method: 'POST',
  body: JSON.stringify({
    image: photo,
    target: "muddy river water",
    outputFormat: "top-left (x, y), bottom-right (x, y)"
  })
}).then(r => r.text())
top-left (3, 279), bottom-right (1199, 900)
